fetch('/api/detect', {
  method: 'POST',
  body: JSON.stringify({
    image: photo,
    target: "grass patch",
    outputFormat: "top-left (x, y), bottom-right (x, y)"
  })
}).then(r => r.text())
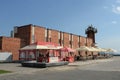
top-left (0, 70), bottom-right (12, 74)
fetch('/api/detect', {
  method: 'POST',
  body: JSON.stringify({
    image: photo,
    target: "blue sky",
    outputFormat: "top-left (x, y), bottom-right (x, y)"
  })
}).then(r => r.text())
top-left (0, 0), bottom-right (120, 52)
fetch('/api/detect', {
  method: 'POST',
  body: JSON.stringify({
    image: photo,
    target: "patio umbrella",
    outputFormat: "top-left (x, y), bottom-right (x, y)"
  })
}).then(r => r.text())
top-left (95, 47), bottom-right (107, 52)
top-left (105, 48), bottom-right (117, 52)
top-left (76, 46), bottom-right (93, 51)
top-left (89, 47), bottom-right (100, 52)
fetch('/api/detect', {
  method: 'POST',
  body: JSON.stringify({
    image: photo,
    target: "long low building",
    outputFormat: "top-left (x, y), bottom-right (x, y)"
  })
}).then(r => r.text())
top-left (0, 24), bottom-right (97, 61)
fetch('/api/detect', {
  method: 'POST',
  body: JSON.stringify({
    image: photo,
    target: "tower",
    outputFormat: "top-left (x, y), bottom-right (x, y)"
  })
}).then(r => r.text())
top-left (85, 24), bottom-right (97, 46)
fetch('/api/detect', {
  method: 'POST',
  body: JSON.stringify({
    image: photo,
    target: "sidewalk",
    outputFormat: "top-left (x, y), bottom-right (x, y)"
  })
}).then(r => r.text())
top-left (68, 58), bottom-right (113, 66)
top-left (0, 58), bottom-right (114, 74)
top-left (47, 58), bottom-right (113, 71)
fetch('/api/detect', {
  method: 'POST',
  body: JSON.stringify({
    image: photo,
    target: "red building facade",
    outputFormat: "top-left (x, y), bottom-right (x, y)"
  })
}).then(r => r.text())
top-left (14, 24), bottom-right (94, 58)
top-left (14, 24), bottom-right (32, 47)
top-left (14, 24), bottom-right (46, 47)
top-left (0, 24), bottom-right (95, 60)
top-left (0, 36), bottom-right (21, 60)
top-left (63, 32), bottom-right (70, 47)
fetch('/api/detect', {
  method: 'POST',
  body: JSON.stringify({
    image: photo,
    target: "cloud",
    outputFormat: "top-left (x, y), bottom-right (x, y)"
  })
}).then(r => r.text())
top-left (112, 6), bottom-right (120, 14)
top-left (112, 21), bottom-right (117, 24)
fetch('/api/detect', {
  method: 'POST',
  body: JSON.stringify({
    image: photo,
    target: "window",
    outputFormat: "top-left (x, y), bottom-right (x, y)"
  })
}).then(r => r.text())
top-left (61, 33), bottom-right (63, 40)
top-left (45, 37), bottom-right (48, 42)
top-left (49, 38), bottom-right (51, 42)
top-left (72, 35), bottom-right (73, 41)
top-left (29, 51), bottom-right (35, 59)
top-left (20, 52), bottom-right (25, 58)
top-left (78, 37), bottom-right (79, 42)
top-left (59, 39), bottom-right (61, 46)
top-left (69, 41), bottom-right (72, 44)
top-left (26, 51), bottom-right (29, 59)
top-left (49, 30), bottom-right (51, 38)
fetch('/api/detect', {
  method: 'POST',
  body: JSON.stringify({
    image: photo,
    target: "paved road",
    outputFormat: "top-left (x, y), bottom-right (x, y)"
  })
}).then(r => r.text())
top-left (0, 57), bottom-right (120, 80)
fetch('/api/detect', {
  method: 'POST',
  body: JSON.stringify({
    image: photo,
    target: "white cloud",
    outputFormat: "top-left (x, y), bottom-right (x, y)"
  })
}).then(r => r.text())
top-left (112, 21), bottom-right (117, 24)
top-left (112, 6), bottom-right (120, 14)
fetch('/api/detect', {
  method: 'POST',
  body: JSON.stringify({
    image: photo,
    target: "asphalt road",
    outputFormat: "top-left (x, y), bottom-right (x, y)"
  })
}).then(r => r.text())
top-left (0, 56), bottom-right (120, 80)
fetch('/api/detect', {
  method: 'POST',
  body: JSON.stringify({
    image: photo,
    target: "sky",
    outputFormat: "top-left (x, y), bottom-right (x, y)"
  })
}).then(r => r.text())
top-left (0, 0), bottom-right (120, 52)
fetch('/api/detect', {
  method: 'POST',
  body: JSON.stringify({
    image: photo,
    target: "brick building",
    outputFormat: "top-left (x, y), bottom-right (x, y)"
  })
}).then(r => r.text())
top-left (72, 34), bottom-right (79, 49)
top-left (14, 24), bottom-right (46, 47)
top-left (0, 36), bottom-right (21, 60)
top-left (13, 24), bottom-right (94, 57)
top-left (46, 29), bottom-right (59, 44)
top-left (13, 24), bottom-right (94, 47)
top-left (0, 24), bottom-right (96, 60)
top-left (62, 32), bottom-right (70, 47)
